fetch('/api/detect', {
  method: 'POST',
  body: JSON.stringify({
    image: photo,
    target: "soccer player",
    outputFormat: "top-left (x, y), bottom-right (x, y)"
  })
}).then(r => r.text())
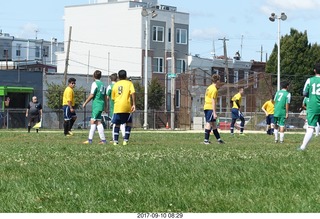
top-left (301, 95), bottom-right (320, 136)
top-left (82, 70), bottom-right (108, 144)
top-left (261, 96), bottom-right (275, 135)
top-left (298, 63), bottom-right (320, 150)
top-left (203, 74), bottom-right (224, 145)
top-left (26, 96), bottom-right (42, 133)
top-left (230, 87), bottom-right (245, 135)
top-left (62, 78), bottom-right (77, 136)
top-left (106, 73), bottom-right (125, 142)
top-left (111, 70), bottom-right (136, 145)
top-left (273, 81), bottom-right (291, 143)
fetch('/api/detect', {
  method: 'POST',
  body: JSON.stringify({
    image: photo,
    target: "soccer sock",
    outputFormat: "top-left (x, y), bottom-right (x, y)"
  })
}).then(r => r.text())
top-left (301, 128), bottom-right (314, 150)
top-left (204, 129), bottom-right (210, 141)
top-left (316, 123), bottom-right (320, 136)
top-left (114, 126), bottom-right (120, 142)
top-left (97, 123), bottom-right (106, 141)
top-left (69, 119), bottom-right (75, 131)
top-left (212, 129), bottom-right (220, 140)
top-left (28, 126), bottom-right (31, 133)
top-left (89, 124), bottom-right (96, 140)
top-left (124, 125), bottom-right (132, 141)
top-left (280, 132), bottom-right (284, 142)
top-left (64, 120), bottom-right (70, 135)
top-left (274, 129), bottom-right (278, 141)
top-left (36, 129), bottom-right (39, 133)
top-left (120, 124), bottom-right (126, 138)
top-left (240, 127), bottom-right (244, 133)
top-left (230, 119), bottom-right (236, 134)
top-left (112, 124), bottom-right (115, 141)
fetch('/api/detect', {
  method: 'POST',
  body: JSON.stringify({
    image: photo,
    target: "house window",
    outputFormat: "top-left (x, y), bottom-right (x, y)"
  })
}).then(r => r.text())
top-left (152, 26), bottom-right (164, 42)
top-left (213, 69), bottom-right (219, 75)
top-left (176, 28), bottom-right (187, 44)
top-left (16, 44), bottom-right (21, 57)
top-left (168, 28), bottom-right (171, 42)
top-left (3, 49), bottom-right (8, 58)
top-left (153, 57), bottom-right (164, 73)
top-left (35, 46), bottom-right (40, 58)
top-left (234, 70), bottom-right (239, 83)
top-left (176, 59), bottom-right (186, 73)
top-left (175, 89), bottom-right (180, 108)
top-left (43, 46), bottom-right (49, 57)
top-left (244, 71), bottom-right (249, 88)
top-left (254, 72), bottom-right (258, 88)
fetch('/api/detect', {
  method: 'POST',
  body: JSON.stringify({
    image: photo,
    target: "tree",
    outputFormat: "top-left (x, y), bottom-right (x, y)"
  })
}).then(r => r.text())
top-left (148, 77), bottom-right (165, 110)
top-left (266, 28), bottom-right (320, 111)
top-left (133, 78), bottom-right (165, 110)
top-left (45, 82), bottom-right (86, 110)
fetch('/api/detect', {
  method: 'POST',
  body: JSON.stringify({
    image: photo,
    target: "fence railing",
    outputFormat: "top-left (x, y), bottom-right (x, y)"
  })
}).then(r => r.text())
top-left (1, 108), bottom-right (306, 132)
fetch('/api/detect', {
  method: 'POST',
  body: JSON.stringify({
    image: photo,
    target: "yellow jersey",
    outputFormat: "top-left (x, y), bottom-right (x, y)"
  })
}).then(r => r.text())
top-left (204, 84), bottom-right (218, 110)
top-left (231, 92), bottom-right (242, 109)
top-left (112, 80), bottom-right (135, 113)
top-left (63, 86), bottom-right (75, 106)
top-left (262, 100), bottom-right (274, 115)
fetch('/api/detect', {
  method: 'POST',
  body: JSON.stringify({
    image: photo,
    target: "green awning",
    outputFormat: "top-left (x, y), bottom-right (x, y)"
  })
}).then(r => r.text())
top-left (0, 86), bottom-right (34, 96)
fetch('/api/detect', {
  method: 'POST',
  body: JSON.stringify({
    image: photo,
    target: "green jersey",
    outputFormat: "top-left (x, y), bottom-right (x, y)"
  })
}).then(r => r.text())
top-left (106, 82), bottom-right (115, 117)
top-left (274, 89), bottom-right (291, 117)
top-left (303, 76), bottom-right (320, 114)
top-left (91, 80), bottom-right (106, 112)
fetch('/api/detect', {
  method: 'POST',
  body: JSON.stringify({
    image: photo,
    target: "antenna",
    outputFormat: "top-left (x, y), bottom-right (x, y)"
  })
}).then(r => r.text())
top-left (211, 38), bottom-right (216, 58)
top-left (35, 29), bottom-right (39, 39)
top-left (240, 34), bottom-right (244, 58)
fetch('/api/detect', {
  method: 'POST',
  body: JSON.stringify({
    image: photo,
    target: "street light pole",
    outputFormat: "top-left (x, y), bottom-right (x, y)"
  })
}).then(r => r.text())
top-left (141, 8), bottom-right (157, 130)
top-left (143, 16), bottom-right (148, 130)
top-left (269, 12), bottom-right (287, 91)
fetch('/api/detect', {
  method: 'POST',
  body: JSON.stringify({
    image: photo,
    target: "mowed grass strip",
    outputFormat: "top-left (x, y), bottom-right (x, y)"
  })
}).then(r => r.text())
top-left (0, 130), bottom-right (319, 212)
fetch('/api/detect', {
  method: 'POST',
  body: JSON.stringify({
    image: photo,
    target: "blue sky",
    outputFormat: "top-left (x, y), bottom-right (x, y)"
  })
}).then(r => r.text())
top-left (1, 0), bottom-right (320, 62)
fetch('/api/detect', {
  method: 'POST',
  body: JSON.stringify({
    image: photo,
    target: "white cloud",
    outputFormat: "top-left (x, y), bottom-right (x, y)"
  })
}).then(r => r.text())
top-left (190, 27), bottom-right (223, 41)
top-left (264, 0), bottom-right (320, 11)
top-left (17, 23), bottom-right (39, 39)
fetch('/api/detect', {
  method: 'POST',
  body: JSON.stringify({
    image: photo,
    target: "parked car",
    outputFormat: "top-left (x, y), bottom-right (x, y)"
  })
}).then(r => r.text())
top-left (77, 113), bottom-right (112, 129)
top-left (255, 117), bottom-right (305, 131)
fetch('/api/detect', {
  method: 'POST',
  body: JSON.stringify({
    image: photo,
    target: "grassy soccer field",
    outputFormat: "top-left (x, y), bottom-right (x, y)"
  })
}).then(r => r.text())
top-left (0, 129), bottom-right (319, 213)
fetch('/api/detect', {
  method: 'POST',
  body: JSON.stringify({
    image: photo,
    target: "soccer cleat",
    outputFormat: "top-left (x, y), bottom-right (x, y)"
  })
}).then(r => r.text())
top-left (65, 134), bottom-right (73, 137)
top-left (123, 141), bottom-right (128, 146)
top-left (83, 140), bottom-right (92, 144)
top-left (217, 139), bottom-right (225, 144)
top-left (98, 140), bottom-right (107, 145)
top-left (275, 140), bottom-right (278, 143)
top-left (113, 142), bottom-right (119, 146)
top-left (239, 133), bottom-right (246, 136)
top-left (280, 141), bottom-right (284, 144)
top-left (203, 141), bottom-right (211, 145)
top-left (68, 131), bottom-right (74, 136)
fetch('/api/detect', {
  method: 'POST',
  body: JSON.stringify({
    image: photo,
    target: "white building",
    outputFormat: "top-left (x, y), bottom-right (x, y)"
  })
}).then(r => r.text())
top-left (57, 0), bottom-right (189, 80)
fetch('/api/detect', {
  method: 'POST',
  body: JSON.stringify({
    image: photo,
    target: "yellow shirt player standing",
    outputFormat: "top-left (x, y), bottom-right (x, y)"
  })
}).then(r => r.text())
top-left (203, 74), bottom-right (224, 145)
top-left (261, 96), bottom-right (275, 135)
top-left (62, 78), bottom-right (77, 136)
top-left (230, 87), bottom-right (245, 135)
top-left (111, 70), bottom-right (136, 146)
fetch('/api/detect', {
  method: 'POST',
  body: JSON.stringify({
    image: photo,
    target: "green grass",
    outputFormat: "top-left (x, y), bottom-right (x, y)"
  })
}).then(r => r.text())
top-left (0, 129), bottom-right (319, 212)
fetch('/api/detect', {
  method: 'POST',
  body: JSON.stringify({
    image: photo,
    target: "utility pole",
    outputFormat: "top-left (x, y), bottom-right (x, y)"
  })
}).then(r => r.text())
top-left (256, 45), bottom-right (265, 62)
top-left (219, 37), bottom-right (230, 114)
top-left (170, 14), bottom-right (175, 130)
top-left (64, 26), bottom-right (72, 85)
